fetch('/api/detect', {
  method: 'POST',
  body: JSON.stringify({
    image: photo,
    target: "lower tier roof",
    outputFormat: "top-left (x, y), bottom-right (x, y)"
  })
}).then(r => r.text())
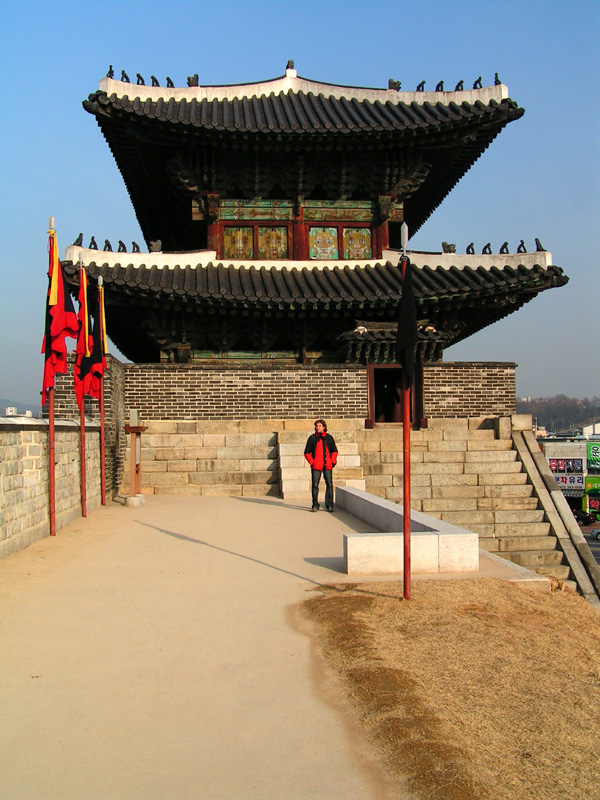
top-left (62, 249), bottom-right (567, 362)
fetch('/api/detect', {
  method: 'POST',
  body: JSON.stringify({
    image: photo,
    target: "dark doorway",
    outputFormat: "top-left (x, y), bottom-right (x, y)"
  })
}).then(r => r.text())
top-left (373, 367), bottom-right (403, 423)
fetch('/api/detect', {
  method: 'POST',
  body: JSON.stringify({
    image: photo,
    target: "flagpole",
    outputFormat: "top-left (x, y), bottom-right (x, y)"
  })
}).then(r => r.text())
top-left (98, 277), bottom-right (107, 505)
top-left (47, 216), bottom-right (57, 536)
top-left (48, 386), bottom-right (56, 536)
top-left (79, 260), bottom-right (87, 517)
top-left (400, 223), bottom-right (411, 600)
top-left (80, 401), bottom-right (87, 516)
top-left (42, 217), bottom-right (78, 537)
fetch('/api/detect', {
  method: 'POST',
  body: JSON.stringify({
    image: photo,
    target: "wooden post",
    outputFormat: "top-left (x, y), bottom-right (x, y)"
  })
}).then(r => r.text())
top-left (124, 410), bottom-right (147, 506)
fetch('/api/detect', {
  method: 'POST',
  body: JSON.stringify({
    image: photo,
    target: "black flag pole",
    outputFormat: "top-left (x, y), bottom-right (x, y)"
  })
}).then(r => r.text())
top-left (395, 223), bottom-right (418, 599)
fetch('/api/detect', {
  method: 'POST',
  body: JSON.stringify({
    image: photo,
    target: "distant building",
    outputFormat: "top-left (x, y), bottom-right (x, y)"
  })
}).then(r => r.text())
top-left (541, 438), bottom-right (600, 519)
top-left (583, 422), bottom-right (600, 437)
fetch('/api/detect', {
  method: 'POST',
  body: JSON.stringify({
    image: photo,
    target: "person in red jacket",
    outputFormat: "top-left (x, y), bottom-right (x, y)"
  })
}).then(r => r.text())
top-left (304, 419), bottom-right (338, 512)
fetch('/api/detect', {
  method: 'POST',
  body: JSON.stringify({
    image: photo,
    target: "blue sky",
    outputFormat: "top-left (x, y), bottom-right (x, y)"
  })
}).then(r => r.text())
top-left (1, 0), bottom-right (598, 405)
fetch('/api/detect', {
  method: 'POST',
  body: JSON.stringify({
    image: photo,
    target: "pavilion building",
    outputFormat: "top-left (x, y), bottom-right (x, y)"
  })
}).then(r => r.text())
top-left (62, 65), bottom-right (566, 428)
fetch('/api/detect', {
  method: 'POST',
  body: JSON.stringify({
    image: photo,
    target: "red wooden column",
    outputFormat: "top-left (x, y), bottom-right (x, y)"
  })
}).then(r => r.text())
top-left (293, 201), bottom-right (307, 260)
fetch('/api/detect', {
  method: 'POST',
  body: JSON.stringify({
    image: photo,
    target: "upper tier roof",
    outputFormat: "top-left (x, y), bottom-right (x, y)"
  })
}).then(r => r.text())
top-left (83, 69), bottom-right (524, 249)
top-left (87, 69), bottom-right (519, 137)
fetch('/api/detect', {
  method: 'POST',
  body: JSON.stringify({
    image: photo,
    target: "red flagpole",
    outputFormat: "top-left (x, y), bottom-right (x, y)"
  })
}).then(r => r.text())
top-left (98, 280), bottom-right (107, 505)
top-left (401, 256), bottom-right (411, 600)
top-left (78, 263), bottom-right (87, 516)
top-left (79, 402), bottom-right (87, 517)
top-left (42, 218), bottom-right (78, 536)
top-left (48, 387), bottom-right (56, 535)
top-left (99, 373), bottom-right (106, 505)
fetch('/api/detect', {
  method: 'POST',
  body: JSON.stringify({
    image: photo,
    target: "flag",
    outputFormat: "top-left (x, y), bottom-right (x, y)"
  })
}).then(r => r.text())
top-left (41, 231), bottom-right (78, 405)
top-left (395, 257), bottom-right (418, 386)
top-left (74, 277), bottom-right (106, 410)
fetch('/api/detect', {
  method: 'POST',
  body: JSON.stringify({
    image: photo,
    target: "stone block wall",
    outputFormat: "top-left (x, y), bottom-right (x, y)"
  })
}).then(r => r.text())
top-left (124, 420), bottom-right (282, 496)
top-left (423, 362), bottom-right (515, 417)
top-left (0, 420), bottom-right (101, 558)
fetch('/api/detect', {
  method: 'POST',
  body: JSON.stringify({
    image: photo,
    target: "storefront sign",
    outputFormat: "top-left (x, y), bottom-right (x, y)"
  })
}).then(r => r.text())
top-left (587, 442), bottom-right (600, 470)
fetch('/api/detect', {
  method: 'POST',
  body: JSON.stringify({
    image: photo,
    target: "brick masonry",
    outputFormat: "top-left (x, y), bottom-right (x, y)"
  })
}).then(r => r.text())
top-left (0, 421), bottom-right (101, 557)
top-left (124, 364), bottom-right (368, 420)
top-left (423, 362), bottom-right (515, 418)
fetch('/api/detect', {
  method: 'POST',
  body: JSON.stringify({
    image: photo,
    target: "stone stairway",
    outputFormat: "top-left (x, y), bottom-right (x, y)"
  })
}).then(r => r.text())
top-left (355, 419), bottom-right (573, 584)
top-left (278, 423), bottom-right (366, 500)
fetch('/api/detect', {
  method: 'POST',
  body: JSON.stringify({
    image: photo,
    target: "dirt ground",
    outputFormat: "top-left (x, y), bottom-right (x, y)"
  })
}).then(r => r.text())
top-left (302, 578), bottom-right (600, 800)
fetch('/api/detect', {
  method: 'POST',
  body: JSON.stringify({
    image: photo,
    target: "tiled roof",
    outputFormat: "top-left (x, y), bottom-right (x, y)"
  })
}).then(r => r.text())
top-left (85, 88), bottom-right (522, 138)
top-left (63, 254), bottom-right (566, 310)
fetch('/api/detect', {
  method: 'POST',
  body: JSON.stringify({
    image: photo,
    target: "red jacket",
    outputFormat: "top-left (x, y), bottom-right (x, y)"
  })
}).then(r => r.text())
top-left (304, 432), bottom-right (338, 471)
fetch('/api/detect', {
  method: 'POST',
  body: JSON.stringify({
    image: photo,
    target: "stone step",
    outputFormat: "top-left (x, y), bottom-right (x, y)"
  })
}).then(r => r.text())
top-left (441, 428), bottom-right (496, 440)
top-left (432, 485), bottom-right (485, 499)
top-left (278, 442), bottom-right (359, 456)
top-left (494, 509), bottom-right (545, 523)
top-left (465, 524), bottom-right (496, 536)
top-left (466, 440), bottom-right (514, 451)
top-left (477, 497), bottom-right (540, 511)
top-left (483, 484), bottom-right (534, 498)
top-left (464, 450), bottom-right (517, 462)
top-left (344, 478), bottom-right (366, 489)
top-left (494, 522), bottom-right (550, 537)
top-left (334, 467), bottom-right (364, 480)
top-left (533, 564), bottom-right (572, 581)
top-left (281, 479), bottom-right (309, 497)
top-left (439, 510), bottom-right (495, 525)
top-left (422, 498), bottom-right (479, 513)
top-left (502, 550), bottom-right (565, 567)
top-left (464, 461), bottom-right (523, 474)
top-left (478, 473), bottom-right (529, 486)
top-left (187, 471), bottom-right (279, 486)
top-left (479, 535), bottom-right (558, 553)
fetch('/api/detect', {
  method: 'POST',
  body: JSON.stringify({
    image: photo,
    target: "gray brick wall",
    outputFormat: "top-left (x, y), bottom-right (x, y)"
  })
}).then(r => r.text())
top-left (423, 362), bottom-right (515, 418)
top-left (124, 364), bottom-right (368, 420)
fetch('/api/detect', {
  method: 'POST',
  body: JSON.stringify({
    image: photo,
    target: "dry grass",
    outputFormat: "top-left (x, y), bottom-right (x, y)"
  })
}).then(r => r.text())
top-left (303, 579), bottom-right (600, 800)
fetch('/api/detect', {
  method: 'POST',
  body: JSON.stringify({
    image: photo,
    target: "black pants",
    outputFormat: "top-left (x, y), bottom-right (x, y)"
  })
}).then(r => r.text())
top-left (311, 468), bottom-right (333, 509)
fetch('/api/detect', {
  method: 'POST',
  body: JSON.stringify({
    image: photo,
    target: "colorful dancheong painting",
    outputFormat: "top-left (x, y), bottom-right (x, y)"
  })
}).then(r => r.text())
top-left (223, 227), bottom-right (254, 259)
top-left (309, 227), bottom-right (338, 259)
top-left (257, 227), bottom-right (288, 258)
top-left (220, 200), bottom-right (293, 221)
top-left (343, 228), bottom-right (372, 259)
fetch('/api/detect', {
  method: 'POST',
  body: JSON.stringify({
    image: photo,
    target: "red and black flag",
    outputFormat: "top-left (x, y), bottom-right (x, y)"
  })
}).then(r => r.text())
top-left (74, 272), bottom-right (106, 409)
top-left (41, 230), bottom-right (78, 405)
top-left (395, 257), bottom-right (419, 386)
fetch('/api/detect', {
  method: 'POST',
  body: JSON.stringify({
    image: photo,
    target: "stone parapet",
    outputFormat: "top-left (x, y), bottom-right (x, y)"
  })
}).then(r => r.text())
top-left (0, 419), bottom-right (101, 558)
